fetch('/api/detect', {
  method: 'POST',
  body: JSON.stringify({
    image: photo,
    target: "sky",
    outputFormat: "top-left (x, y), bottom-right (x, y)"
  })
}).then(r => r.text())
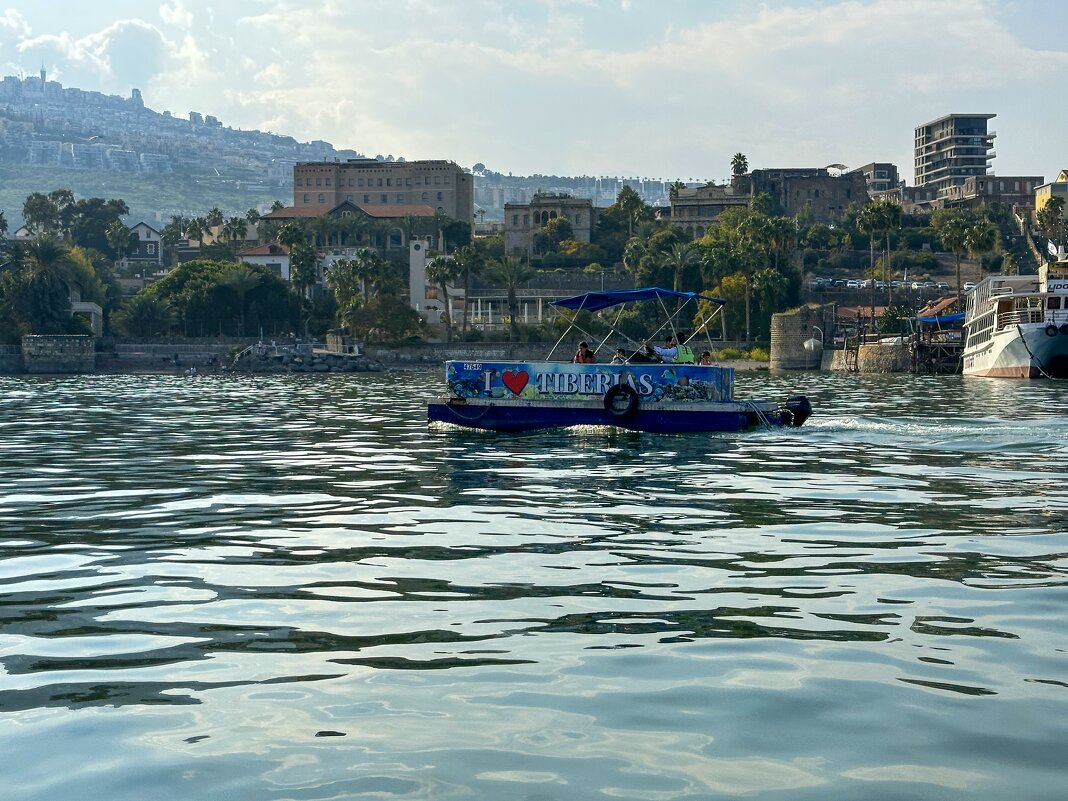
top-left (1, 0), bottom-right (1066, 184)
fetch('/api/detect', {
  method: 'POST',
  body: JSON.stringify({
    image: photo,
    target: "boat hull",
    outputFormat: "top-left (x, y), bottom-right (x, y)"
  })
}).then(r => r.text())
top-left (428, 397), bottom-right (791, 433)
top-left (427, 360), bottom-right (810, 433)
top-left (963, 324), bottom-right (1068, 378)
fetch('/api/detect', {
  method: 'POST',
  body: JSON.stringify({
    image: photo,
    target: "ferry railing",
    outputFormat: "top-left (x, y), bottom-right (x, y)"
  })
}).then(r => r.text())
top-left (997, 309), bottom-right (1044, 328)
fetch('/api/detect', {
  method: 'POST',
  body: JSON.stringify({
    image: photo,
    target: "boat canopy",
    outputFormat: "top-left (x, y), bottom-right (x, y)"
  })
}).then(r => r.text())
top-left (915, 312), bottom-right (965, 324)
top-left (550, 287), bottom-right (726, 312)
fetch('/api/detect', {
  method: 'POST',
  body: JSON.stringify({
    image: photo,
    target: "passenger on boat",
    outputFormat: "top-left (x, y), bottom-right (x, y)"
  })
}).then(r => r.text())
top-left (698, 351), bottom-right (712, 366)
top-left (674, 332), bottom-right (696, 364)
top-left (573, 341), bottom-right (596, 363)
top-left (654, 335), bottom-right (678, 363)
top-left (610, 348), bottom-right (628, 364)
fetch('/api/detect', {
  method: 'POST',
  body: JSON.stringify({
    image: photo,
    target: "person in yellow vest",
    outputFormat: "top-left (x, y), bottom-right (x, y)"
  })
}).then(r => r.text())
top-left (674, 331), bottom-right (696, 364)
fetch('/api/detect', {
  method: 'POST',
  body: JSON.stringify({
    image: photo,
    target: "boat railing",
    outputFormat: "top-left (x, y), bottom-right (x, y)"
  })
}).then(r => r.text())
top-left (997, 309), bottom-right (1044, 328)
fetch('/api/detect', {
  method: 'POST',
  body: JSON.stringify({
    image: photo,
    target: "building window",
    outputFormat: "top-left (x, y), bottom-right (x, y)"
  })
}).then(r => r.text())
top-left (147, 243), bottom-right (156, 254)
top-left (405, 178), bottom-right (411, 186)
top-left (437, 191), bottom-right (443, 201)
top-left (358, 178), bottom-right (364, 187)
top-left (397, 194), bottom-right (404, 203)
top-left (303, 193), bottom-right (310, 203)
top-left (318, 193), bottom-right (325, 203)
top-left (348, 178), bottom-right (354, 187)
top-left (346, 194), bottom-right (352, 201)
top-left (575, 215), bottom-right (581, 225)
top-left (422, 192), bottom-right (429, 201)
top-left (415, 177), bottom-right (422, 185)
top-left (444, 176), bottom-right (450, 184)
top-left (363, 194), bottom-right (369, 203)
top-left (380, 194), bottom-right (387, 203)
top-left (523, 214), bottom-right (529, 226)
top-left (297, 178), bottom-right (303, 186)
top-left (512, 214), bottom-right (518, 226)
top-left (434, 176), bottom-right (441, 185)
top-left (386, 178), bottom-right (392, 187)
top-left (377, 178), bottom-right (383, 187)
top-left (325, 178), bottom-right (331, 186)
top-left (316, 178), bottom-right (321, 186)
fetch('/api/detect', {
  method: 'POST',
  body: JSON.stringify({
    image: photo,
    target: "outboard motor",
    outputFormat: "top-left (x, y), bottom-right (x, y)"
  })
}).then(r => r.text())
top-left (781, 395), bottom-right (812, 427)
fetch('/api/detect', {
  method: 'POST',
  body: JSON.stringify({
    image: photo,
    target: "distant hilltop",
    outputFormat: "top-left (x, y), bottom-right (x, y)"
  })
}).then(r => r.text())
top-left (0, 71), bottom-right (702, 222)
top-left (0, 68), bottom-right (360, 185)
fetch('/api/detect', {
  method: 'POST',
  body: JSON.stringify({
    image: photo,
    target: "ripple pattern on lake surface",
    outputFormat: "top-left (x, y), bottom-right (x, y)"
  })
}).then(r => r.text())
top-left (1, 372), bottom-right (1067, 800)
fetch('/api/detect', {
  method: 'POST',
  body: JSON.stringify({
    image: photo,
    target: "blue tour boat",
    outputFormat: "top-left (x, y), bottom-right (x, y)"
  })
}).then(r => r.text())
top-left (427, 288), bottom-right (812, 433)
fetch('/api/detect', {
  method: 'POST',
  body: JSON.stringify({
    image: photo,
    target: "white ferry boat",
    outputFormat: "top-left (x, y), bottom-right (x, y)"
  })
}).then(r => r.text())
top-left (962, 255), bottom-right (1068, 378)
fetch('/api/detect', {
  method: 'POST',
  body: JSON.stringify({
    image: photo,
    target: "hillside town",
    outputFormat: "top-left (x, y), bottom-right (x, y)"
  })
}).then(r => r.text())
top-left (1, 72), bottom-right (1066, 376)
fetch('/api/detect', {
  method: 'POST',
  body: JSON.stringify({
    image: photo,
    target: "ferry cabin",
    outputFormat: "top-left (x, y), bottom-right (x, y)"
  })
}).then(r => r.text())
top-left (965, 274), bottom-right (1068, 352)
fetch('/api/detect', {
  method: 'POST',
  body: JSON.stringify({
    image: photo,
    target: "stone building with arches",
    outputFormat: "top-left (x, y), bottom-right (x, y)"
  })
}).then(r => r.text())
top-left (503, 193), bottom-right (596, 256)
top-left (668, 184), bottom-right (750, 240)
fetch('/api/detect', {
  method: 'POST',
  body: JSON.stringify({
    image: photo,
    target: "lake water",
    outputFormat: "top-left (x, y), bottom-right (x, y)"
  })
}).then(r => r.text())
top-left (1, 371), bottom-right (1066, 801)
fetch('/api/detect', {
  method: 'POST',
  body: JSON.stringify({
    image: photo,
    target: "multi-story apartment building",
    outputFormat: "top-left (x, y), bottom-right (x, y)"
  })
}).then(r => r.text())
top-left (914, 114), bottom-right (996, 196)
top-left (293, 159), bottom-right (473, 226)
top-left (503, 193), bottom-right (595, 255)
top-left (940, 174), bottom-right (1044, 210)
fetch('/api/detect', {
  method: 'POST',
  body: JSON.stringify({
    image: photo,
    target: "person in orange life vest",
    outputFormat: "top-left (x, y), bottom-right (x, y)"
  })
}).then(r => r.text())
top-left (573, 341), bottom-right (596, 363)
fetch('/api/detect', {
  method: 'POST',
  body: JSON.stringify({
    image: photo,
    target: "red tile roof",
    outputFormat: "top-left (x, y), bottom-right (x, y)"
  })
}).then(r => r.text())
top-left (238, 243), bottom-right (290, 257)
top-left (261, 202), bottom-right (437, 221)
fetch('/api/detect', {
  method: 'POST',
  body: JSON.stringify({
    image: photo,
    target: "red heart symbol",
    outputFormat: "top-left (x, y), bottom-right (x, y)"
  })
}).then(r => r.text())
top-left (502, 370), bottom-right (529, 395)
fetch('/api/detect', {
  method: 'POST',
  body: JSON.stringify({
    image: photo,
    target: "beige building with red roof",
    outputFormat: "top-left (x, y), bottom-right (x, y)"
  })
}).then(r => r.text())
top-left (293, 158), bottom-right (473, 226)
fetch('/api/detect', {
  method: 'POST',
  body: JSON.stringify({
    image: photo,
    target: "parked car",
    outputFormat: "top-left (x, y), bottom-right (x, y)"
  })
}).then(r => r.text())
top-left (936, 281), bottom-right (950, 290)
top-left (963, 282), bottom-right (977, 291)
top-left (875, 281), bottom-right (888, 290)
top-left (911, 281), bottom-right (923, 290)
top-left (846, 280), bottom-right (861, 289)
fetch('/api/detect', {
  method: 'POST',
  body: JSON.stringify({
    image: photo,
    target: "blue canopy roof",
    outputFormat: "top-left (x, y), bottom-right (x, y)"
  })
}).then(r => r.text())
top-left (916, 312), bottom-right (965, 324)
top-left (550, 287), bottom-right (725, 312)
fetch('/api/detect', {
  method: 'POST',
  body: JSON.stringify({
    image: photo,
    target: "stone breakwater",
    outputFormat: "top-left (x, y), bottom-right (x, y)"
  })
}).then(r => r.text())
top-left (228, 351), bottom-right (383, 373)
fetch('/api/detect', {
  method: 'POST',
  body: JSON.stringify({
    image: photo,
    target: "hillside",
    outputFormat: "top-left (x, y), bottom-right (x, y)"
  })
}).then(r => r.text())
top-left (0, 165), bottom-right (289, 227)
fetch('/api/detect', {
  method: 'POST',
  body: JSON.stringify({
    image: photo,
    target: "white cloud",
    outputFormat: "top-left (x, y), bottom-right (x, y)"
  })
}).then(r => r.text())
top-left (2, 0), bottom-right (1066, 179)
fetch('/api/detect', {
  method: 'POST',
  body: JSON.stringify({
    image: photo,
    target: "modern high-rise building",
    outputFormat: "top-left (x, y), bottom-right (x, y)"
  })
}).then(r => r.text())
top-left (914, 114), bottom-right (996, 195)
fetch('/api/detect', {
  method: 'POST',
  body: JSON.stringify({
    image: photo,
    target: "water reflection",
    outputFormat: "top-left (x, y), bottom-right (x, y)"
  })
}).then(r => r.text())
top-left (1, 372), bottom-right (1067, 800)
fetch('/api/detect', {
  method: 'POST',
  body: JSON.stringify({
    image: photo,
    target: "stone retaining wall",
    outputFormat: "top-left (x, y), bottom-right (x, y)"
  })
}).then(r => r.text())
top-left (229, 350), bottom-right (383, 374)
top-left (21, 335), bottom-right (95, 374)
top-left (829, 341), bottom-right (911, 372)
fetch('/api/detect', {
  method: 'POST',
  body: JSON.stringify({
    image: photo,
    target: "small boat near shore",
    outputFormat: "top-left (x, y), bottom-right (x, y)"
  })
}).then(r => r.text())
top-left (427, 288), bottom-right (812, 433)
top-left (962, 253), bottom-right (1068, 378)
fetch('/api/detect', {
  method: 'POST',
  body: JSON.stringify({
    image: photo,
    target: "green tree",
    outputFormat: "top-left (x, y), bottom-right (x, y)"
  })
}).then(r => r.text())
top-left (426, 255), bottom-right (459, 342)
top-left (450, 245), bottom-right (481, 339)
top-left (289, 242), bottom-right (319, 300)
top-left (219, 264), bottom-right (263, 335)
top-left (662, 241), bottom-right (702, 293)
top-left (113, 294), bottom-right (176, 337)
top-left (931, 209), bottom-right (971, 298)
top-left (964, 219), bottom-right (999, 279)
top-left (731, 153), bottom-right (748, 177)
top-left (106, 220), bottom-right (133, 273)
top-left (615, 186), bottom-right (650, 238)
top-left (486, 254), bottom-right (535, 340)
top-left (14, 235), bottom-right (77, 334)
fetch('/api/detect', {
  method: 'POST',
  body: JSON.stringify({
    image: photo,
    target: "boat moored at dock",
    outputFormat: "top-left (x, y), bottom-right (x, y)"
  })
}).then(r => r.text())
top-left (962, 256), bottom-right (1068, 378)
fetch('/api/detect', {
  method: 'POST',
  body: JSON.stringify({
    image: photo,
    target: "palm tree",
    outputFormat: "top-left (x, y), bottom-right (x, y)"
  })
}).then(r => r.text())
top-left (615, 186), bottom-right (646, 238)
top-left (487, 254), bottom-right (535, 340)
top-left (426, 255), bottom-right (458, 342)
top-left (662, 242), bottom-right (701, 293)
top-left (730, 153), bottom-right (748, 177)
top-left (289, 242), bottom-right (319, 300)
top-left (932, 209), bottom-right (971, 299)
top-left (964, 219), bottom-right (999, 282)
top-left (452, 244), bottom-right (481, 339)
top-left (21, 234), bottom-right (74, 332)
top-left (219, 265), bottom-right (262, 335)
top-left (106, 220), bottom-right (133, 273)
top-left (226, 216), bottom-right (249, 243)
top-left (669, 180), bottom-right (686, 199)
top-left (115, 294), bottom-right (175, 337)
top-left (245, 207), bottom-right (261, 226)
top-left (270, 200), bottom-right (286, 212)
top-left (206, 207), bottom-right (224, 227)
